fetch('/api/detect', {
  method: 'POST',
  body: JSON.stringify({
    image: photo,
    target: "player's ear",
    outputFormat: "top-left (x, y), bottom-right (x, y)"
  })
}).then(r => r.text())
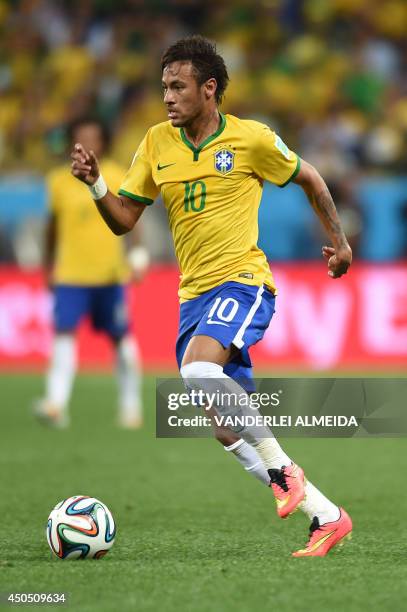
top-left (204, 78), bottom-right (217, 100)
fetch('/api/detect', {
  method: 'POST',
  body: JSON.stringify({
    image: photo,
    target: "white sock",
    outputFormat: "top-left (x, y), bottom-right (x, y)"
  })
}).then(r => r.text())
top-left (180, 361), bottom-right (291, 470)
top-left (252, 438), bottom-right (291, 471)
top-left (224, 439), bottom-right (270, 485)
top-left (45, 334), bottom-right (76, 410)
top-left (224, 437), bottom-right (340, 525)
top-left (300, 481), bottom-right (340, 524)
top-left (116, 336), bottom-right (142, 420)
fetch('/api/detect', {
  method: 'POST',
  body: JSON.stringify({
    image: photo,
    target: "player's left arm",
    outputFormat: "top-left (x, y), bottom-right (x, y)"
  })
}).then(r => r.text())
top-left (293, 159), bottom-right (352, 278)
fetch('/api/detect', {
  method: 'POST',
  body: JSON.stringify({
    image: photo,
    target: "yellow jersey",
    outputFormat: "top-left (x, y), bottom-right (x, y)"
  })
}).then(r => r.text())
top-left (47, 159), bottom-right (128, 285)
top-left (119, 113), bottom-right (300, 301)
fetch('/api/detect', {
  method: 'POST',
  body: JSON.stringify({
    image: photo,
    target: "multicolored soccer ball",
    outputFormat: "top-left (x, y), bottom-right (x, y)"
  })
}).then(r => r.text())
top-left (46, 495), bottom-right (116, 559)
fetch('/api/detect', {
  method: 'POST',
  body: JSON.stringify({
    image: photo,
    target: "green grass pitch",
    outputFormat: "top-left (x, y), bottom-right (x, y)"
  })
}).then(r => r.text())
top-left (1, 373), bottom-right (407, 612)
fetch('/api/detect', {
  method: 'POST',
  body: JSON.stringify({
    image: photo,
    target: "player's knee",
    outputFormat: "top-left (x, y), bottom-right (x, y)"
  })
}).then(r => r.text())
top-left (180, 361), bottom-right (223, 381)
top-left (215, 428), bottom-right (240, 447)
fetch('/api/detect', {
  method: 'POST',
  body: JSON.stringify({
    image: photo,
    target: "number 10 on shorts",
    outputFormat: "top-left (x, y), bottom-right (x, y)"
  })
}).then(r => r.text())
top-left (207, 297), bottom-right (239, 324)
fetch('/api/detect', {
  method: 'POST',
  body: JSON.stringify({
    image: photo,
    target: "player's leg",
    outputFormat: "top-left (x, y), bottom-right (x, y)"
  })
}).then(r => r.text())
top-left (221, 427), bottom-right (342, 526)
top-left (180, 335), bottom-right (304, 514)
top-left (34, 285), bottom-right (87, 427)
top-left (219, 359), bottom-right (272, 484)
top-left (176, 289), bottom-right (273, 484)
top-left (178, 284), bottom-right (293, 469)
top-left (179, 284), bottom-right (304, 516)
top-left (211, 352), bottom-right (287, 485)
top-left (45, 333), bottom-right (77, 415)
top-left (92, 285), bottom-right (143, 428)
top-left (176, 282), bottom-right (350, 550)
top-left (218, 408), bottom-right (341, 524)
top-left (182, 338), bottom-right (351, 551)
top-left (176, 290), bottom-right (281, 474)
top-left (223, 437), bottom-right (271, 485)
top-left (223, 436), bottom-right (351, 554)
top-left (203, 406), bottom-right (270, 485)
top-left (217, 358), bottom-right (341, 525)
top-left (178, 283), bottom-right (351, 552)
top-left (114, 334), bottom-right (143, 428)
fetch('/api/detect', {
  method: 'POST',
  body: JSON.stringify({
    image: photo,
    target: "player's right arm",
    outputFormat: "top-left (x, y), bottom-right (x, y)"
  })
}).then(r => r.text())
top-left (250, 122), bottom-right (352, 279)
top-left (71, 143), bottom-right (146, 235)
top-left (293, 160), bottom-right (352, 279)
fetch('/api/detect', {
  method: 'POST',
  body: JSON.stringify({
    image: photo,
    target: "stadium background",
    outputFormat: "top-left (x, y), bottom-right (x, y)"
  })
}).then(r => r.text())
top-left (0, 2), bottom-right (407, 611)
top-left (0, 0), bottom-right (406, 372)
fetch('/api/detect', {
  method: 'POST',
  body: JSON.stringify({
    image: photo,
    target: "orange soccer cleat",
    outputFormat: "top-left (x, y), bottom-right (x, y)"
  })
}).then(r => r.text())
top-left (268, 463), bottom-right (305, 519)
top-left (292, 508), bottom-right (353, 557)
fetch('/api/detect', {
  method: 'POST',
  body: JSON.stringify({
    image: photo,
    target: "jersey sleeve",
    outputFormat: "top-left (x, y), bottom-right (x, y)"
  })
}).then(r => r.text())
top-left (118, 130), bottom-right (159, 205)
top-left (250, 124), bottom-right (301, 187)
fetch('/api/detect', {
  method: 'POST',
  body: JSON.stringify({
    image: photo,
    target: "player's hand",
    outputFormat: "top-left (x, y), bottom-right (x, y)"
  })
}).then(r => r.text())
top-left (127, 246), bottom-right (150, 284)
top-left (70, 143), bottom-right (100, 185)
top-left (322, 245), bottom-right (352, 279)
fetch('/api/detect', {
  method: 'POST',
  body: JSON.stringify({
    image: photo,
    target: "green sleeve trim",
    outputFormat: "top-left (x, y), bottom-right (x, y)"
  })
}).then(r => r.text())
top-left (278, 156), bottom-right (301, 188)
top-left (118, 189), bottom-right (154, 205)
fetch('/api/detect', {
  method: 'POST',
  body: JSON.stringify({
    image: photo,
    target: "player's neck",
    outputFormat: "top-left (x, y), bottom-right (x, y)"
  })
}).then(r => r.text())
top-left (183, 108), bottom-right (220, 148)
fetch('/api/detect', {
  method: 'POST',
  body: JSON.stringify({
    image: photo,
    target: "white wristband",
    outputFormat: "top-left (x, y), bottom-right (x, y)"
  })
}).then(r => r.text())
top-left (88, 174), bottom-right (108, 200)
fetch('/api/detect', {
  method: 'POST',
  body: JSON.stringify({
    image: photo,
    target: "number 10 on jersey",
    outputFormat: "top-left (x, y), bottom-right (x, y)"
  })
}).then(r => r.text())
top-left (184, 181), bottom-right (206, 212)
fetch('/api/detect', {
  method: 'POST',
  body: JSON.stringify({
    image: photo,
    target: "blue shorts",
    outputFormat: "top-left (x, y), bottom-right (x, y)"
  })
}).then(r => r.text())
top-left (53, 284), bottom-right (129, 340)
top-left (176, 282), bottom-right (275, 390)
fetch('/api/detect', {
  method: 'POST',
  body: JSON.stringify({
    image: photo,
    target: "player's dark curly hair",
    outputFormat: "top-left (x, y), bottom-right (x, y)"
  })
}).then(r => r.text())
top-left (67, 116), bottom-right (111, 149)
top-left (161, 35), bottom-right (229, 105)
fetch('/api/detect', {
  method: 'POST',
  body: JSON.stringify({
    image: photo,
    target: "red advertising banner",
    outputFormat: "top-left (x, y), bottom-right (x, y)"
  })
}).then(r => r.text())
top-left (0, 264), bottom-right (406, 371)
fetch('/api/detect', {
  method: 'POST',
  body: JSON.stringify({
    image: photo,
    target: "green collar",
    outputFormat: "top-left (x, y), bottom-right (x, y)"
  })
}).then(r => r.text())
top-left (180, 112), bottom-right (226, 161)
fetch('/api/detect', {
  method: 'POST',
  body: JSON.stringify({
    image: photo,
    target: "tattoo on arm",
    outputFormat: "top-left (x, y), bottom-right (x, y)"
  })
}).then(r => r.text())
top-left (308, 186), bottom-right (348, 249)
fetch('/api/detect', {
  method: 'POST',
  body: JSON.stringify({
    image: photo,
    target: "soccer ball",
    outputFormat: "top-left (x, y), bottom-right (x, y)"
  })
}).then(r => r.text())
top-left (46, 495), bottom-right (116, 559)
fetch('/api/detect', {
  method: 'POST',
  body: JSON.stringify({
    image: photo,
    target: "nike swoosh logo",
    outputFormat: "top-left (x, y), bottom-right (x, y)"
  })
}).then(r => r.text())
top-left (157, 162), bottom-right (176, 170)
top-left (207, 321), bottom-right (229, 327)
top-left (276, 497), bottom-right (290, 508)
top-left (305, 530), bottom-right (336, 553)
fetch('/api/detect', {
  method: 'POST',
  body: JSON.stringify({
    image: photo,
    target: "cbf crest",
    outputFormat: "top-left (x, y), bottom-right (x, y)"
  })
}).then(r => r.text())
top-left (214, 149), bottom-right (234, 175)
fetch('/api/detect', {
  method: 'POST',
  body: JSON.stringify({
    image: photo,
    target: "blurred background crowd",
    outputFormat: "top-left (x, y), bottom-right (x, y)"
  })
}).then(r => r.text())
top-left (0, 0), bottom-right (406, 264)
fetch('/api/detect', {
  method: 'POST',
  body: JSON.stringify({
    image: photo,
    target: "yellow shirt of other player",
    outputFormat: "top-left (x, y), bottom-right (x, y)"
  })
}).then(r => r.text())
top-left (48, 159), bottom-right (128, 285)
top-left (119, 113), bottom-right (300, 301)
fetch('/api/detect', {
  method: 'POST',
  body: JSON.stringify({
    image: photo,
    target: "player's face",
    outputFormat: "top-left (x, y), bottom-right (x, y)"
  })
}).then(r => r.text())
top-left (72, 124), bottom-right (105, 157)
top-left (162, 62), bottom-right (211, 127)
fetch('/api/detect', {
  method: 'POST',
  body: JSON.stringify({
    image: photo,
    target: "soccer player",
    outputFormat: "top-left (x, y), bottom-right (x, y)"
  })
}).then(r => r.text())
top-left (70, 37), bottom-right (353, 556)
top-left (35, 117), bottom-right (148, 429)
